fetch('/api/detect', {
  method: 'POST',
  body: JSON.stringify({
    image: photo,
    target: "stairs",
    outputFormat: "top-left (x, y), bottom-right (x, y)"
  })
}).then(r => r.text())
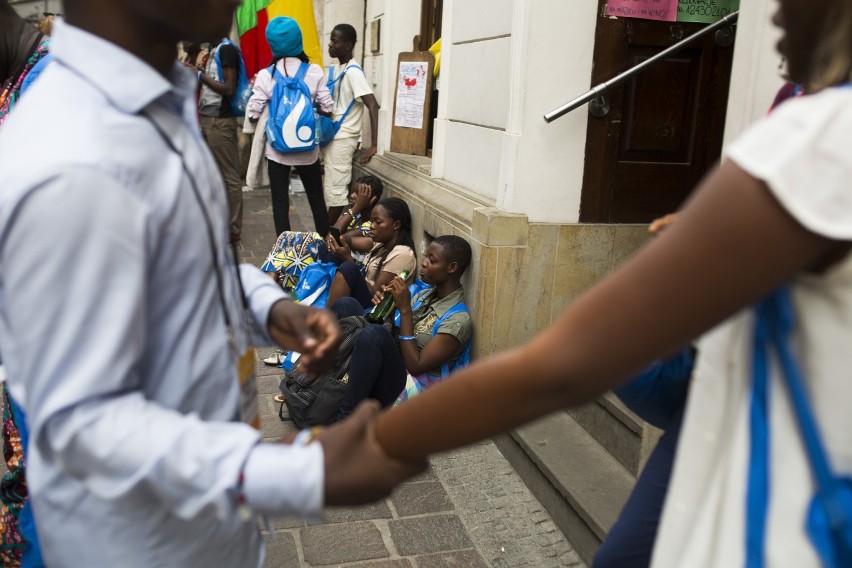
top-left (493, 395), bottom-right (661, 566)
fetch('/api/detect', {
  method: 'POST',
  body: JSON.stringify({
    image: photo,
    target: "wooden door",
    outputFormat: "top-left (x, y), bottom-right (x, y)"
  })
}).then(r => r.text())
top-left (580, 3), bottom-right (735, 223)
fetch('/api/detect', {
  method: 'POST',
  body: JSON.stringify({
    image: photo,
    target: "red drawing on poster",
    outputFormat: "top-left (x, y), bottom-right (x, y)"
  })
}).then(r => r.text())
top-left (605, 0), bottom-right (678, 22)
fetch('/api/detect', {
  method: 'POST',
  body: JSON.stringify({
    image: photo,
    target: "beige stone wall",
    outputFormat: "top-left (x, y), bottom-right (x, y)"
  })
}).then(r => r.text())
top-left (472, 223), bottom-right (648, 359)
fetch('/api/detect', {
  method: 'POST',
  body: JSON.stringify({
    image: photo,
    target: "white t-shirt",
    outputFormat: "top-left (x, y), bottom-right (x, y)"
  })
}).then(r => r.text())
top-left (651, 87), bottom-right (852, 567)
top-left (327, 59), bottom-right (374, 138)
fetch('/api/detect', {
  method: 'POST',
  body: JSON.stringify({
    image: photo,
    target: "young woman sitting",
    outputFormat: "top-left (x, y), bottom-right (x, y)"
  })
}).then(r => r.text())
top-left (325, 196), bottom-right (416, 309)
top-left (330, 235), bottom-right (473, 420)
top-left (260, 175), bottom-right (383, 291)
top-left (318, 175), bottom-right (383, 265)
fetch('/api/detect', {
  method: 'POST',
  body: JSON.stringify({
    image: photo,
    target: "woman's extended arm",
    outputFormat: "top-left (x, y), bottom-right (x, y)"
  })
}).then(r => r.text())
top-left (375, 161), bottom-right (845, 462)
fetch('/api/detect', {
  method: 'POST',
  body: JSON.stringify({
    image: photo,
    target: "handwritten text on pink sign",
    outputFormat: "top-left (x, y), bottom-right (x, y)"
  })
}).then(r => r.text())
top-left (605, 0), bottom-right (678, 22)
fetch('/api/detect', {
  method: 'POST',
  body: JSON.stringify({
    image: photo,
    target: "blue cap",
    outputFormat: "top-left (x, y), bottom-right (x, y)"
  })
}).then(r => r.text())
top-left (266, 17), bottom-right (304, 58)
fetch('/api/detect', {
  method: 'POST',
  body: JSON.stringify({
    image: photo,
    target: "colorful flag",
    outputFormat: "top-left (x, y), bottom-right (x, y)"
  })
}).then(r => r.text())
top-left (236, 0), bottom-right (323, 79)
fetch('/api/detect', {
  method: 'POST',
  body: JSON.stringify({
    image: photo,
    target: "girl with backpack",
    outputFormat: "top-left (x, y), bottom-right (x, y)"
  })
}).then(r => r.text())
top-left (325, 197), bottom-right (417, 309)
top-left (247, 17), bottom-right (332, 236)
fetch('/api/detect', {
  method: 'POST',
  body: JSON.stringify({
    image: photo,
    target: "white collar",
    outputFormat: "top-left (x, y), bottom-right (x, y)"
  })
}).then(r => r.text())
top-left (50, 18), bottom-right (196, 114)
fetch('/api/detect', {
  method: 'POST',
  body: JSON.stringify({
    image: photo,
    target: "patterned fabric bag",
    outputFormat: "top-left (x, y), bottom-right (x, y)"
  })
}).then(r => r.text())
top-left (260, 231), bottom-right (322, 291)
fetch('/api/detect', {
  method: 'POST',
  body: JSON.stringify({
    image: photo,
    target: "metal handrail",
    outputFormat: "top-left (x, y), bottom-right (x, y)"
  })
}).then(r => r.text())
top-left (543, 11), bottom-right (739, 123)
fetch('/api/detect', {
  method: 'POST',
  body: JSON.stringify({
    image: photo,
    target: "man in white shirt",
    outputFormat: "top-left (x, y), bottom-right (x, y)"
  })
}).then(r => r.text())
top-left (323, 23), bottom-right (381, 224)
top-left (0, 1), bottom-right (417, 565)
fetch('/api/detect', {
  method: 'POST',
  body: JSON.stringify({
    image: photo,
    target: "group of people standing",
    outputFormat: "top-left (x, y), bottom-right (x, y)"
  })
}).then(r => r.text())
top-left (188, 15), bottom-right (380, 245)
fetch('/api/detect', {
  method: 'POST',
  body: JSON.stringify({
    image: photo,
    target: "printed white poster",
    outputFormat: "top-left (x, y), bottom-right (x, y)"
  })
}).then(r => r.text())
top-left (394, 62), bottom-right (429, 129)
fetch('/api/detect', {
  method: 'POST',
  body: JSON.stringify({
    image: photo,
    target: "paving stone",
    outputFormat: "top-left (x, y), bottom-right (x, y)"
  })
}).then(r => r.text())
top-left (256, 358), bottom-right (285, 378)
top-left (405, 466), bottom-right (438, 484)
top-left (413, 549), bottom-right (488, 568)
top-left (389, 515), bottom-right (472, 556)
top-left (257, 373), bottom-right (283, 393)
top-left (301, 521), bottom-right (389, 565)
top-left (259, 397), bottom-right (289, 439)
top-left (349, 560), bottom-right (413, 568)
top-left (269, 516), bottom-right (306, 530)
top-left (262, 531), bottom-right (299, 568)
top-left (390, 481), bottom-right (454, 517)
top-left (321, 501), bottom-right (393, 524)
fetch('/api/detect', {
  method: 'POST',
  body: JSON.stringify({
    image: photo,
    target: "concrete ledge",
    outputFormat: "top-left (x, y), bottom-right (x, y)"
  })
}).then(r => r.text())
top-left (356, 153), bottom-right (493, 232)
top-left (472, 207), bottom-right (529, 247)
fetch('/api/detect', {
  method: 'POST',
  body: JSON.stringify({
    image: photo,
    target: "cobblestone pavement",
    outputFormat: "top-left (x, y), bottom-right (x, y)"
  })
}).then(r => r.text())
top-left (244, 183), bottom-right (585, 568)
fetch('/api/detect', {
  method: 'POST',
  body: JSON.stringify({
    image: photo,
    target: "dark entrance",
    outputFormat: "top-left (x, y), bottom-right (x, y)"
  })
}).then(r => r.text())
top-left (580, 3), bottom-right (736, 223)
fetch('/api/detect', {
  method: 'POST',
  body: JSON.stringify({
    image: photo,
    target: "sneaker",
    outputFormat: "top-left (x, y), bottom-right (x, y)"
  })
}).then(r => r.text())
top-left (263, 349), bottom-right (285, 366)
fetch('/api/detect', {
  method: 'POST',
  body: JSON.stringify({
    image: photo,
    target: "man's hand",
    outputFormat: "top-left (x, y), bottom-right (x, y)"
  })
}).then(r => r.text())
top-left (316, 402), bottom-right (427, 505)
top-left (268, 300), bottom-right (340, 376)
top-left (359, 146), bottom-right (377, 165)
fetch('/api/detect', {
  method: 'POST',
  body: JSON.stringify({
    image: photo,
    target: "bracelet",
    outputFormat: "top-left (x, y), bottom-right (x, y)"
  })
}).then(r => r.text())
top-left (398, 335), bottom-right (416, 341)
top-left (347, 208), bottom-right (360, 220)
top-left (293, 426), bottom-right (323, 446)
top-left (197, 70), bottom-right (202, 81)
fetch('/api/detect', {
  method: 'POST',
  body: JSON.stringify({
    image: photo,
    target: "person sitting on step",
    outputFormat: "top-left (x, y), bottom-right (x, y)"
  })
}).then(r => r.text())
top-left (328, 235), bottom-right (473, 420)
top-left (324, 196), bottom-right (416, 309)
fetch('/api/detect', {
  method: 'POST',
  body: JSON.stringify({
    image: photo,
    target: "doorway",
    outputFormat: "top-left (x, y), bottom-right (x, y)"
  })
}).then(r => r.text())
top-left (580, 1), bottom-right (736, 223)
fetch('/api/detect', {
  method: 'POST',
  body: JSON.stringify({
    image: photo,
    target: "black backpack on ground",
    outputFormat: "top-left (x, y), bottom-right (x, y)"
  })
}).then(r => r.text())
top-left (279, 315), bottom-right (367, 428)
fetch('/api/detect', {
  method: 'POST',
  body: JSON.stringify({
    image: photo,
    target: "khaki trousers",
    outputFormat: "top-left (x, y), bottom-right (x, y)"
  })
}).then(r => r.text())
top-left (200, 116), bottom-right (243, 241)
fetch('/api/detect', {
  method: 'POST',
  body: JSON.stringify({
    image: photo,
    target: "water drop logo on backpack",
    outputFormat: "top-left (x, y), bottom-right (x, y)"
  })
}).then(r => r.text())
top-left (279, 95), bottom-right (314, 149)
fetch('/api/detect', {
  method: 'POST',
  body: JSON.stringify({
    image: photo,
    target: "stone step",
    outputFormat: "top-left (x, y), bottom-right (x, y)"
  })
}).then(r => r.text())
top-left (493, 410), bottom-right (635, 566)
top-left (568, 392), bottom-right (649, 476)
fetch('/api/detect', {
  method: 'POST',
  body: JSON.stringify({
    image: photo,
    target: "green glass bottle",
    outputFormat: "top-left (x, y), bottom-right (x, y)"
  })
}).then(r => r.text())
top-left (366, 269), bottom-right (409, 323)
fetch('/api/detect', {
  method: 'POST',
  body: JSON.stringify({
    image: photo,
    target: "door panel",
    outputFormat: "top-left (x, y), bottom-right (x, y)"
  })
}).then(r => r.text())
top-left (581, 3), bottom-right (734, 223)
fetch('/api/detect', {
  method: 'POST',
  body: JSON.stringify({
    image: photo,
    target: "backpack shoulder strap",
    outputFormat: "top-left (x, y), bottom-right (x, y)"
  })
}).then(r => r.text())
top-left (432, 302), bottom-right (469, 336)
top-left (294, 61), bottom-right (310, 82)
top-left (434, 301), bottom-right (471, 379)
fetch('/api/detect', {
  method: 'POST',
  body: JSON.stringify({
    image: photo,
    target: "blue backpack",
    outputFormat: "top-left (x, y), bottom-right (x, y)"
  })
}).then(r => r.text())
top-left (214, 39), bottom-right (251, 116)
top-left (316, 64), bottom-right (364, 147)
top-left (291, 261), bottom-right (337, 308)
top-left (265, 62), bottom-right (317, 154)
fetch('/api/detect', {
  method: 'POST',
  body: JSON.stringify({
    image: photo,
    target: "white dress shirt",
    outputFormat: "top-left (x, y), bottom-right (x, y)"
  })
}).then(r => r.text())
top-left (0, 20), bottom-right (323, 567)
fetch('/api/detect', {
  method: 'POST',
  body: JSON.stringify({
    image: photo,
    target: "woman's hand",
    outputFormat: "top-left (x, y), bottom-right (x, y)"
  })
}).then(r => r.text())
top-left (327, 234), bottom-right (354, 263)
top-left (649, 213), bottom-right (678, 235)
top-left (351, 183), bottom-right (374, 216)
top-left (386, 276), bottom-right (411, 311)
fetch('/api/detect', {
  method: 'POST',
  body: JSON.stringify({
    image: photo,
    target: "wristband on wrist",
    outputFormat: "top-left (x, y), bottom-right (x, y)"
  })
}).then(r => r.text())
top-left (197, 70), bottom-right (203, 81)
top-left (293, 426), bottom-right (323, 446)
top-left (398, 335), bottom-right (416, 341)
top-left (347, 208), bottom-right (359, 220)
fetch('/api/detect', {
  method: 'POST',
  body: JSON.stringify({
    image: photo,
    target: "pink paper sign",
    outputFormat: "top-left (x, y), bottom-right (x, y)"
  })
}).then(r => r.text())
top-left (605, 0), bottom-right (679, 22)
